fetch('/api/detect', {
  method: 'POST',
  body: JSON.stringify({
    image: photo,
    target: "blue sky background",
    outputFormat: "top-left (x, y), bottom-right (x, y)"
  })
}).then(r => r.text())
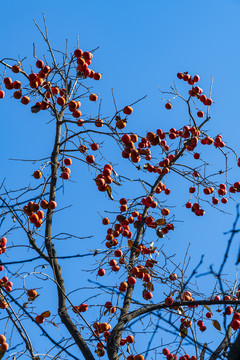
top-left (1, 0), bottom-right (240, 359)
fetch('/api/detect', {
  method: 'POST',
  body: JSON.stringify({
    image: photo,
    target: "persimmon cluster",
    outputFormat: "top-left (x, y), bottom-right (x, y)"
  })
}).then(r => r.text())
top-left (23, 200), bottom-right (57, 228)
top-left (0, 237), bottom-right (7, 255)
top-left (23, 202), bottom-right (44, 228)
top-left (0, 49), bottom-right (102, 122)
top-left (0, 335), bottom-right (9, 353)
top-left (60, 158), bottom-right (72, 180)
top-left (162, 348), bottom-right (197, 360)
top-left (72, 303), bottom-right (88, 313)
top-left (35, 310), bottom-right (51, 324)
top-left (0, 275), bottom-right (13, 292)
top-left (95, 164), bottom-right (113, 192)
top-left (104, 301), bottom-right (116, 314)
top-left (78, 144), bottom-right (96, 164)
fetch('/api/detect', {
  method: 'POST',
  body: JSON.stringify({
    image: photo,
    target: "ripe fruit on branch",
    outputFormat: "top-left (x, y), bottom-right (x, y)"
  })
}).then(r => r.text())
top-left (64, 158), bottom-right (72, 166)
top-left (0, 335), bottom-right (6, 345)
top-left (0, 342), bottom-right (8, 352)
top-left (61, 172), bottom-right (70, 180)
top-left (161, 208), bottom-right (170, 216)
top-left (48, 201), bottom-right (57, 210)
top-left (95, 119), bottom-right (103, 127)
top-left (134, 356), bottom-right (145, 360)
top-left (73, 110), bottom-right (82, 118)
top-left (35, 315), bottom-right (45, 324)
top-left (123, 106), bottom-right (133, 115)
top-left (27, 289), bottom-right (38, 299)
top-left (40, 200), bottom-right (48, 209)
top-left (74, 49), bottom-right (83, 58)
top-left (143, 291), bottom-right (153, 300)
top-left (119, 281), bottom-right (128, 292)
top-left (79, 303), bottom-right (88, 312)
top-left (33, 170), bottom-right (42, 179)
top-left (83, 51), bottom-right (93, 61)
top-left (128, 276), bottom-right (137, 285)
top-left (102, 218), bottom-right (110, 225)
top-left (169, 273), bottom-right (178, 281)
top-left (93, 73), bottom-right (101, 80)
top-left (0, 90), bottom-right (5, 99)
top-left (4, 77), bottom-right (12, 86)
top-left (21, 96), bottom-right (30, 105)
top-left (126, 335), bottom-right (134, 343)
top-left (36, 59), bottom-right (44, 68)
top-left (91, 143), bottom-right (99, 151)
top-left (197, 111), bottom-right (204, 118)
top-left (114, 249), bottom-right (123, 257)
top-left (86, 155), bottom-right (95, 164)
top-left (57, 97), bottom-right (66, 106)
top-left (165, 102), bottom-right (172, 110)
top-left (11, 64), bottom-right (21, 73)
top-left (13, 90), bottom-right (22, 99)
top-left (165, 297), bottom-right (174, 306)
top-left (98, 268), bottom-right (105, 276)
top-left (89, 93), bottom-right (98, 101)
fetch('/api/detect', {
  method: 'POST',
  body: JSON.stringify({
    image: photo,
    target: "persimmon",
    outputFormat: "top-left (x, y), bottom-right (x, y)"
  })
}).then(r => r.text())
top-left (93, 72), bottom-right (101, 80)
top-left (40, 200), bottom-right (49, 209)
top-left (21, 96), bottom-right (30, 105)
top-left (57, 97), bottom-right (65, 106)
top-left (13, 90), bottom-right (22, 99)
top-left (33, 170), bottom-right (42, 179)
top-left (89, 93), bottom-right (98, 101)
top-left (82, 51), bottom-right (93, 61)
top-left (0, 342), bottom-right (8, 352)
top-left (123, 106), bottom-right (133, 115)
top-left (11, 64), bottom-right (21, 73)
top-left (35, 315), bottom-right (45, 324)
top-left (48, 201), bottom-right (57, 210)
top-left (0, 335), bottom-right (6, 344)
top-left (134, 355), bottom-right (144, 360)
top-left (74, 49), bottom-right (83, 58)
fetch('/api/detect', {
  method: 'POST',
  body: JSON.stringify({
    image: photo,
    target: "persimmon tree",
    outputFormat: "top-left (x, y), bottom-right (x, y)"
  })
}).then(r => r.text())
top-left (1, 17), bottom-right (240, 360)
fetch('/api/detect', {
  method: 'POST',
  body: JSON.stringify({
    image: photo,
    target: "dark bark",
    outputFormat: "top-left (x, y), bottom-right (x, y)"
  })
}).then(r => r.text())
top-left (44, 113), bottom-right (95, 360)
top-left (228, 331), bottom-right (240, 360)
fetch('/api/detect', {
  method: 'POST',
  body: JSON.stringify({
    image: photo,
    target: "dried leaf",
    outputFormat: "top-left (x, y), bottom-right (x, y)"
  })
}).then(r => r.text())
top-left (212, 319), bottom-right (221, 331)
top-left (139, 149), bottom-right (150, 155)
top-left (0, 351), bottom-right (5, 359)
top-left (106, 185), bottom-right (114, 200)
top-left (112, 179), bottom-right (121, 186)
top-left (138, 268), bottom-right (149, 273)
top-left (156, 228), bottom-right (164, 238)
top-left (146, 282), bottom-right (154, 291)
top-left (49, 321), bottom-right (59, 328)
top-left (179, 324), bottom-right (188, 339)
top-left (150, 270), bottom-right (158, 276)
top-left (204, 305), bottom-right (212, 315)
top-left (31, 104), bottom-right (41, 114)
top-left (128, 240), bottom-right (133, 248)
top-left (156, 218), bottom-right (167, 226)
top-left (41, 310), bottom-right (51, 318)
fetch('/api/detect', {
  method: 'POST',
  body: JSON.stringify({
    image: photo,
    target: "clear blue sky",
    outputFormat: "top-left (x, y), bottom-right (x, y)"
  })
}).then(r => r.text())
top-left (1, 0), bottom-right (240, 358)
